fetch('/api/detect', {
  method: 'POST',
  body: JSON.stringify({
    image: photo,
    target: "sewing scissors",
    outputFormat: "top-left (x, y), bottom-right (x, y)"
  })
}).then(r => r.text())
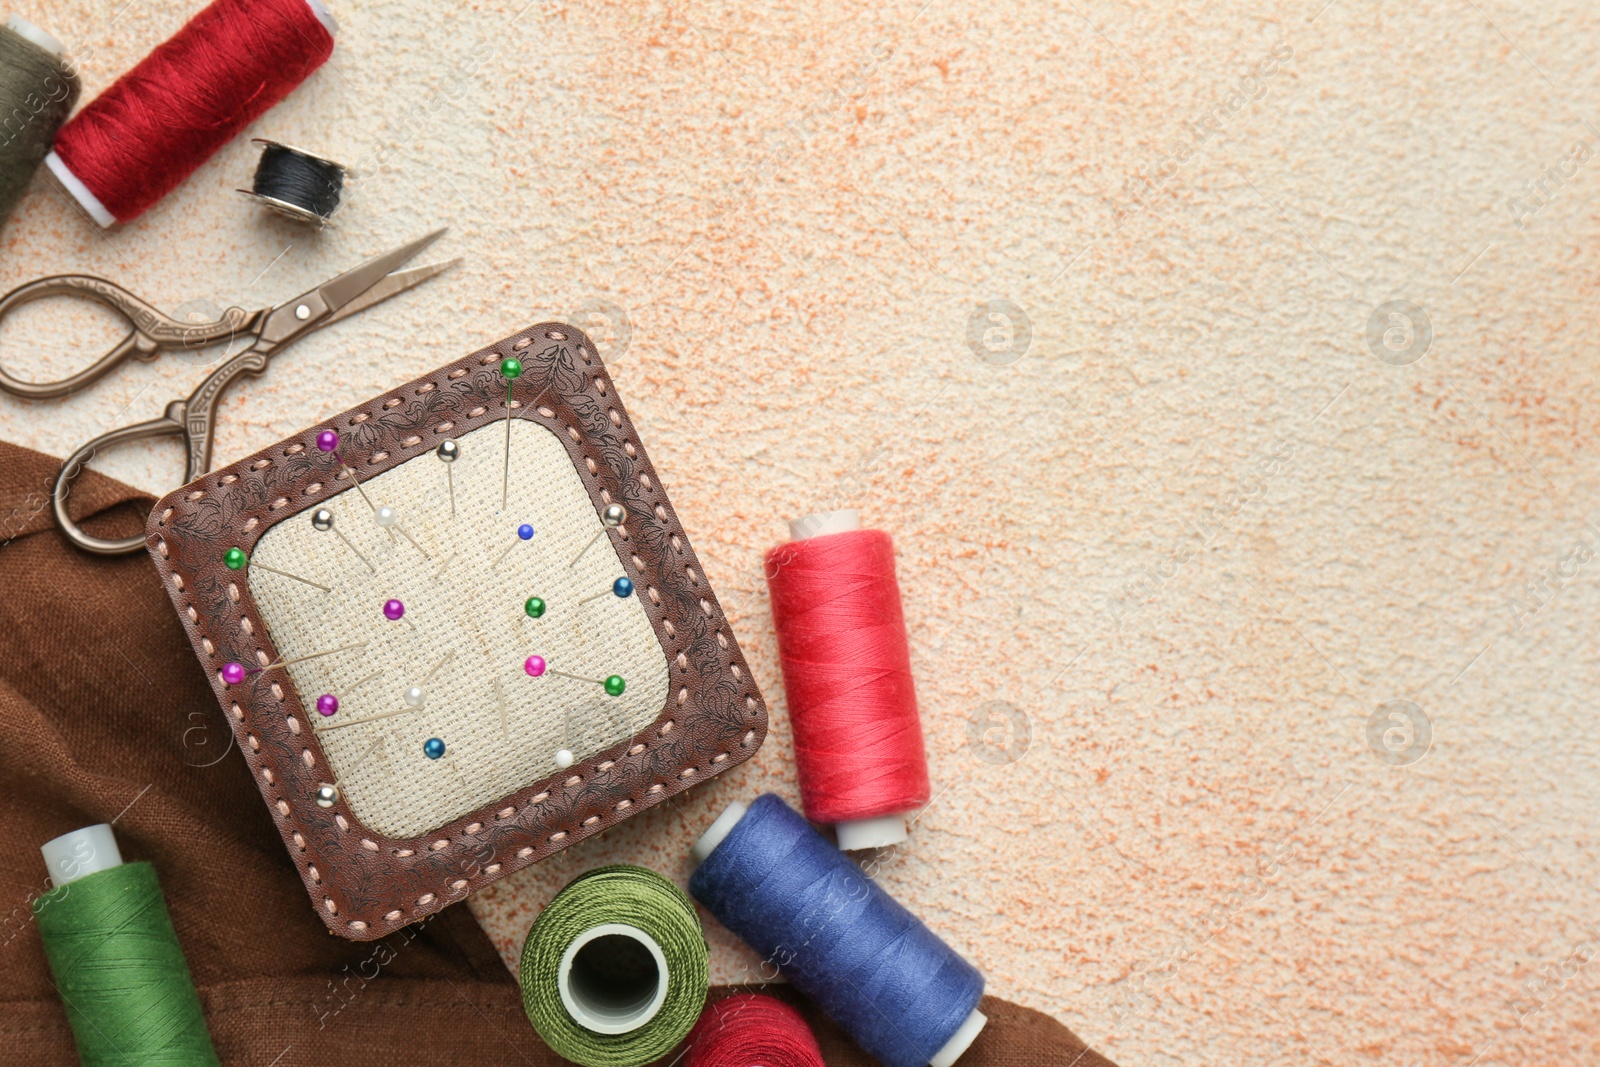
top-left (21, 229), bottom-right (459, 555)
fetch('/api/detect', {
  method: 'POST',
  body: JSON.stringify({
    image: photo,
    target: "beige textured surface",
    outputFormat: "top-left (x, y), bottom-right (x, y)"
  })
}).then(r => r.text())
top-left (2, 0), bottom-right (1599, 1063)
top-left (249, 418), bottom-right (669, 838)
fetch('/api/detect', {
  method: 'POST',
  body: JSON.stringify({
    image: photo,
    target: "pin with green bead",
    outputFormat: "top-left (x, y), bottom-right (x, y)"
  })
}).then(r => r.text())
top-left (223, 546), bottom-right (330, 592)
top-left (500, 357), bottom-right (521, 509)
top-left (544, 668), bottom-right (626, 696)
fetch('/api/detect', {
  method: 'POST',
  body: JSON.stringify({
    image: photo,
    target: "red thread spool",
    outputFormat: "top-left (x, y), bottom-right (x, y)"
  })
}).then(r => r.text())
top-left (765, 509), bottom-right (931, 850)
top-left (46, 0), bottom-right (336, 226)
top-left (684, 993), bottom-right (825, 1067)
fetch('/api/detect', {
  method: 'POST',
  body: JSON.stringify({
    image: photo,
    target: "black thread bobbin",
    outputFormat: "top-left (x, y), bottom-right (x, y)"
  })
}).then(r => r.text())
top-left (238, 139), bottom-right (346, 225)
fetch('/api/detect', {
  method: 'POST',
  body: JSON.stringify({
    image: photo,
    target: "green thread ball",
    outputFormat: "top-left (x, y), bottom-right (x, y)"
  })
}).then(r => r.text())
top-left (604, 675), bottom-right (626, 697)
top-left (519, 865), bottom-right (707, 1067)
top-left (525, 596), bottom-right (547, 618)
top-left (500, 357), bottom-right (523, 380)
top-left (223, 547), bottom-right (247, 570)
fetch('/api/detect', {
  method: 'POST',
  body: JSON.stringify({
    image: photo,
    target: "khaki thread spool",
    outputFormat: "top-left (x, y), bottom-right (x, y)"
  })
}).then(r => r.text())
top-left (0, 15), bottom-right (80, 230)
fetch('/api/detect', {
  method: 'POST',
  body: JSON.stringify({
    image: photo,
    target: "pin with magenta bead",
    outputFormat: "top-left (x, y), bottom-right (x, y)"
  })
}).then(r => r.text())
top-left (310, 507), bottom-right (374, 573)
top-left (500, 357), bottom-right (521, 509)
top-left (315, 429), bottom-right (376, 512)
top-left (578, 576), bottom-right (634, 606)
top-left (224, 545), bottom-right (330, 592)
top-left (493, 522), bottom-right (536, 566)
top-left (382, 597), bottom-right (416, 629)
top-left (526, 653), bottom-right (626, 697)
top-left (220, 641), bottom-right (367, 688)
top-left (436, 439), bottom-right (460, 516)
top-left (570, 503), bottom-right (627, 567)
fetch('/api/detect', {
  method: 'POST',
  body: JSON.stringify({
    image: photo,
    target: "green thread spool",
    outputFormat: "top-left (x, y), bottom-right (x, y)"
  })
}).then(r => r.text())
top-left (520, 865), bottom-right (709, 1067)
top-left (34, 825), bottom-right (220, 1067)
top-left (0, 16), bottom-right (80, 230)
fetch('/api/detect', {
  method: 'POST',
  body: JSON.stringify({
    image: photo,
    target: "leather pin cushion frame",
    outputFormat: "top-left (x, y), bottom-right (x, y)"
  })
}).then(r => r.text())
top-left (145, 322), bottom-right (768, 940)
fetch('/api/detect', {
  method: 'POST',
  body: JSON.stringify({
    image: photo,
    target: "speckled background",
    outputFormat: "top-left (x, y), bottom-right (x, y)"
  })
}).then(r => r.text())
top-left (4, 0), bottom-right (1599, 1063)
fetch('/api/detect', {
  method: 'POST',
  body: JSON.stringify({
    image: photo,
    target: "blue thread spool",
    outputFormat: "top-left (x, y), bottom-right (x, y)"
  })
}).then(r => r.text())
top-left (688, 793), bottom-right (987, 1067)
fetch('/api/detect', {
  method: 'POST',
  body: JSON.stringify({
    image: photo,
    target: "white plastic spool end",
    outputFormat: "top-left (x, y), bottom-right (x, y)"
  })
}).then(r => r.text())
top-left (835, 813), bottom-right (909, 852)
top-left (557, 923), bottom-right (670, 1035)
top-left (301, 0), bottom-right (339, 35)
top-left (7, 14), bottom-right (63, 54)
top-left (929, 1007), bottom-right (988, 1067)
top-left (690, 800), bottom-right (748, 863)
top-left (44, 152), bottom-right (116, 228)
top-left (40, 824), bottom-right (123, 887)
top-left (788, 508), bottom-right (860, 542)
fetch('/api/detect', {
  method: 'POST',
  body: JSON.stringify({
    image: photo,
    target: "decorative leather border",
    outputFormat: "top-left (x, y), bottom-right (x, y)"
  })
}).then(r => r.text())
top-left (146, 323), bottom-right (767, 940)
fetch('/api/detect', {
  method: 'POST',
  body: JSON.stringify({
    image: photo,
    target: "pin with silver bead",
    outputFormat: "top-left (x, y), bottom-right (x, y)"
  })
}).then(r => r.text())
top-left (311, 507), bottom-right (374, 573)
top-left (436, 439), bottom-right (460, 516)
top-left (314, 738), bottom-right (383, 807)
top-left (569, 503), bottom-right (627, 567)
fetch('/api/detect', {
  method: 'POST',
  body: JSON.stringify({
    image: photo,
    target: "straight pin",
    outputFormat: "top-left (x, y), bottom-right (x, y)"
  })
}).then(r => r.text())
top-left (315, 704), bottom-right (421, 733)
top-left (433, 552), bottom-right (458, 581)
top-left (579, 576), bottom-right (634, 607)
top-left (263, 640), bottom-right (369, 671)
top-left (311, 508), bottom-right (375, 573)
top-left (500, 358), bottom-right (522, 509)
top-left (493, 523), bottom-right (536, 566)
top-left (437, 440), bottom-right (460, 516)
top-left (545, 669), bottom-right (627, 696)
top-left (569, 503), bottom-right (628, 568)
top-left (223, 546), bottom-right (330, 592)
top-left (315, 430), bottom-right (375, 512)
top-left (374, 504), bottom-right (432, 560)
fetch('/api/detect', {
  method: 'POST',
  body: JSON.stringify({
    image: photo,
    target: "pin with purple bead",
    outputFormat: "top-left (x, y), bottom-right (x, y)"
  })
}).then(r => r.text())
top-left (316, 429), bottom-right (377, 513)
top-left (383, 597), bottom-right (416, 629)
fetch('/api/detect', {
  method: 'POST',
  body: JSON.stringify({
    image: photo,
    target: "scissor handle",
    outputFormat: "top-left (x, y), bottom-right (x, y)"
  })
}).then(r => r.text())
top-left (52, 345), bottom-right (275, 554)
top-left (0, 275), bottom-right (259, 400)
top-left (52, 401), bottom-right (197, 555)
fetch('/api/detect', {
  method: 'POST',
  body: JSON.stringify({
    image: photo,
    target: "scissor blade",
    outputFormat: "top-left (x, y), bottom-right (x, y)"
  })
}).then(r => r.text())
top-left (321, 259), bottom-right (460, 328)
top-left (317, 228), bottom-right (448, 315)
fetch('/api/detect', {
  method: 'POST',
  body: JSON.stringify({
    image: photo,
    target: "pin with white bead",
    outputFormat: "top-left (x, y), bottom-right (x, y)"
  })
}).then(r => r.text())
top-left (374, 503), bottom-right (431, 559)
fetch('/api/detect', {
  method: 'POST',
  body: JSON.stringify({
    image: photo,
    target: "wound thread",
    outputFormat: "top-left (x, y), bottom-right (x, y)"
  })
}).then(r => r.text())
top-left (519, 865), bottom-right (709, 1067)
top-left (684, 993), bottom-right (825, 1067)
top-left (689, 794), bottom-right (986, 1067)
top-left (242, 139), bottom-right (344, 223)
top-left (34, 828), bottom-right (220, 1067)
top-left (48, 0), bottom-right (335, 225)
top-left (0, 17), bottom-right (79, 231)
top-left (765, 525), bottom-right (931, 832)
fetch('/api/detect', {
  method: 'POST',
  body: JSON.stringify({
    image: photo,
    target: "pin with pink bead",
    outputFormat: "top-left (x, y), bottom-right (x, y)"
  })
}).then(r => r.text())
top-left (218, 641), bottom-right (367, 689)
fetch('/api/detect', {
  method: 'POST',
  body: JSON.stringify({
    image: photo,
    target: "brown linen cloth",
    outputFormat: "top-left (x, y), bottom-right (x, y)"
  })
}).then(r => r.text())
top-left (0, 440), bottom-right (1118, 1067)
